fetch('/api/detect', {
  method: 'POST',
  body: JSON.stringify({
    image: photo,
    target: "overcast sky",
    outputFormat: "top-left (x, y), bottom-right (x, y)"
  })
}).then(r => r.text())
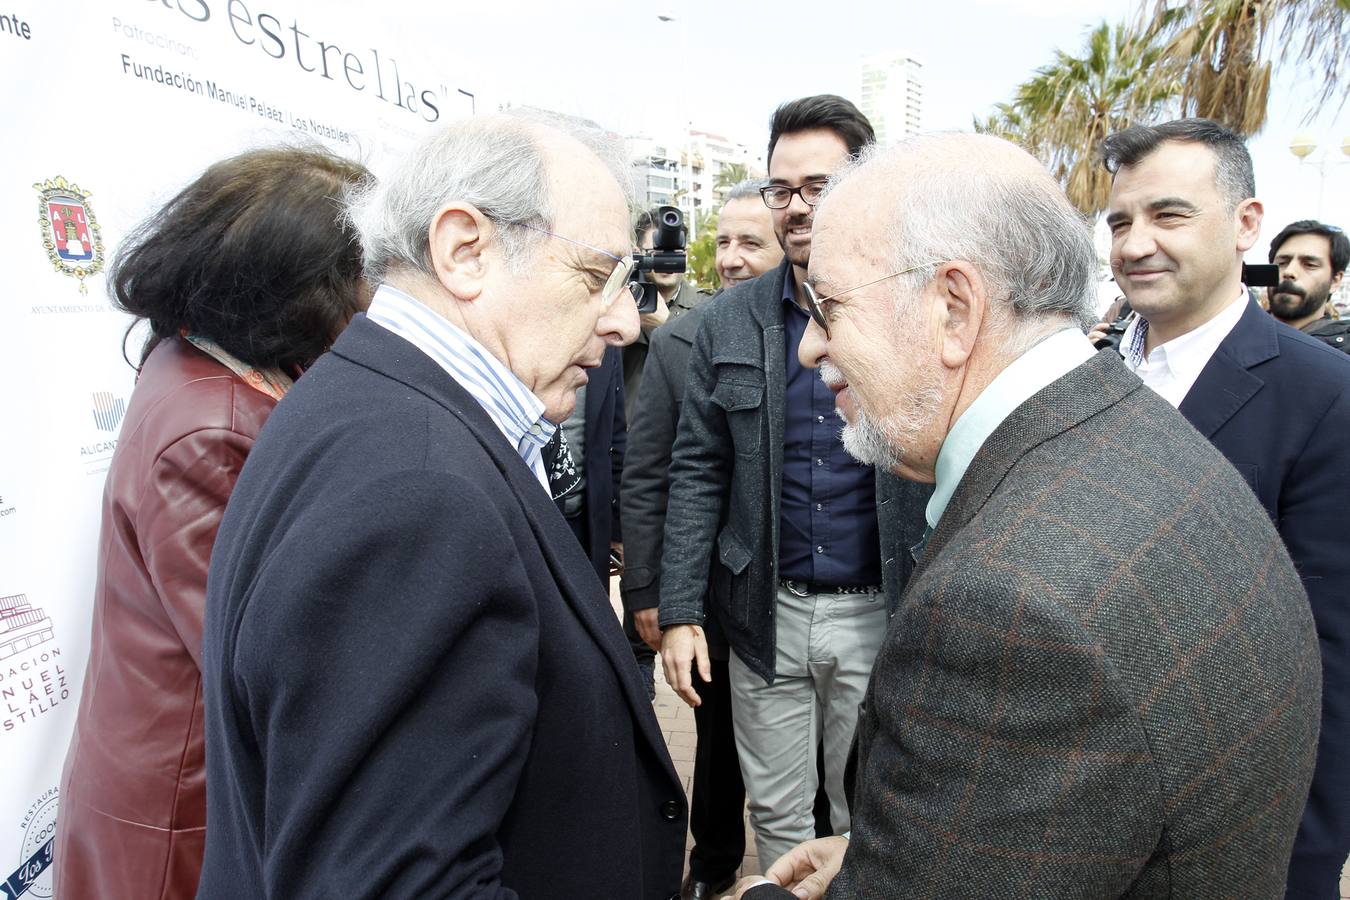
top-left (373, 0), bottom-right (1346, 245)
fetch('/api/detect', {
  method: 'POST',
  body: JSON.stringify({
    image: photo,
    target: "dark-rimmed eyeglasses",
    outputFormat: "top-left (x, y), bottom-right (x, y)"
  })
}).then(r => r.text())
top-left (802, 261), bottom-right (945, 338)
top-left (760, 180), bottom-right (829, 210)
top-left (513, 222), bottom-right (640, 308)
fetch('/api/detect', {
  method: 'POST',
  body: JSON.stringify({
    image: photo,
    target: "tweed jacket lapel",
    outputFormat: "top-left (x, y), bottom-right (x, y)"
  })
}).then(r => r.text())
top-left (1177, 299), bottom-right (1276, 439)
top-left (910, 350), bottom-right (1143, 587)
top-left (332, 316), bottom-right (678, 784)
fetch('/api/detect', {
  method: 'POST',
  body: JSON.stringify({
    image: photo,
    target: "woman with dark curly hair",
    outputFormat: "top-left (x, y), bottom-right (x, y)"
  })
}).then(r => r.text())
top-left (54, 146), bottom-right (372, 900)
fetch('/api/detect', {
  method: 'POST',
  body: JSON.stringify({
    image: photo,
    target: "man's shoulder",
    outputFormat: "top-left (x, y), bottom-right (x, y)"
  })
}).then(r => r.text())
top-left (697, 268), bottom-right (784, 332)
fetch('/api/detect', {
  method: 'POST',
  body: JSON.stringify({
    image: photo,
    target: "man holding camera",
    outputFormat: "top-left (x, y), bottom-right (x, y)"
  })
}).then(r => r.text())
top-left (1102, 118), bottom-right (1350, 898)
top-left (658, 95), bottom-right (929, 872)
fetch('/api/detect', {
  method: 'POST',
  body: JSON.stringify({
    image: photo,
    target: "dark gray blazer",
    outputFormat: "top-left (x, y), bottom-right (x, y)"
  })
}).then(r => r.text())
top-left (748, 349), bottom-right (1322, 899)
top-left (658, 260), bottom-right (931, 684)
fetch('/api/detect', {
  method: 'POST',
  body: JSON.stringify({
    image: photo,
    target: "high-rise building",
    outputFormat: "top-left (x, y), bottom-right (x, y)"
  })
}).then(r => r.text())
top-left (627, 129), bottom-right (763, 238)
top-left (858, 53), bottom-right (923, 145)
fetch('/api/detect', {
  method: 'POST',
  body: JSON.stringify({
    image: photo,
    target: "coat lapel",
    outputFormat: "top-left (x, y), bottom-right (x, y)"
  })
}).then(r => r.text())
top-left (911, 351), bottom-right (1141, 586)
top-left (1177, 300), bottom-right (1276, 439)
top-left (332, 317), bottom-right (679, 784)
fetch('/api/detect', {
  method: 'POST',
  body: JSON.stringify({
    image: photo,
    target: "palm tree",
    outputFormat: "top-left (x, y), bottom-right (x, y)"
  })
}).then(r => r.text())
top-left (977, 20), bottom-right (1179, 214)
top-left (1150, 0), bottom-right (1350, 132)
top-left (713, 163), bottom-right (749, 195)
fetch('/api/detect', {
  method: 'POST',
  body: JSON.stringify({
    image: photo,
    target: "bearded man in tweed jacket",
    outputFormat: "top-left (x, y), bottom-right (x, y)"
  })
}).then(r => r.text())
top-left (736, 134), bottom-right (1321, 899)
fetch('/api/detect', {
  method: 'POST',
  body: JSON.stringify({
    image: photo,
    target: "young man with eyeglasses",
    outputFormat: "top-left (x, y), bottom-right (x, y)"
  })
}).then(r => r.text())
top-left (658, 94), bottom-right (930, 879)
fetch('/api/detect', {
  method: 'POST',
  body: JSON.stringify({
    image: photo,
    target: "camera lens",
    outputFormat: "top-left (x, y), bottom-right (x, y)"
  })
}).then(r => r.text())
top-left (661, 210), bottom-right (681, 227)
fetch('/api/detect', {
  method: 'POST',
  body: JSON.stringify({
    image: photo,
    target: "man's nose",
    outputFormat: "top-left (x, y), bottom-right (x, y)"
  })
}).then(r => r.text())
top-left (599, 294), bottom-right (641, 346)
top-left (786, 192), bottom-right (812, 216)
top-left (798, 316), bottom-right (827, 370)
top-left (1116, 223), bottom-right (1156, 261)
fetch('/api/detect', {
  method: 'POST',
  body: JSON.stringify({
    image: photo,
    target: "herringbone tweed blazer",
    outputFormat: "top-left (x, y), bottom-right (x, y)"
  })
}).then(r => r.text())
top-left (755, 349), bottom-right (1322, 899)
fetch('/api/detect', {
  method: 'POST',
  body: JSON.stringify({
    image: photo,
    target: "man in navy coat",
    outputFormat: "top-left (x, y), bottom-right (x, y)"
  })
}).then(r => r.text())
top-left (199, 115), bottom-right (687, 899)
top-left (1102, 118), bottom-right (1350, 900)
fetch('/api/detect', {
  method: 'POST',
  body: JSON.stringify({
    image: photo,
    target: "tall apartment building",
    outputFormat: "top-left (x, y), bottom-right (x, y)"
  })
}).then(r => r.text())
top-left (858, 53), bottom-right (923, 145)
top-left (627, 129), bottom-right (763, 239)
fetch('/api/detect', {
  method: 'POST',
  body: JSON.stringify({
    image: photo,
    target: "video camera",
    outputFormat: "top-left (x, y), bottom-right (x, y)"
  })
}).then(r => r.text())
top-left (629, 206), bottom-right (687, 315)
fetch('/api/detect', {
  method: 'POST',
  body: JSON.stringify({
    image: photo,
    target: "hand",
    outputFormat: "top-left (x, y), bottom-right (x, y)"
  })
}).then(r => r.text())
top-left (640, 294), bottom-right (670, 331)
top-left (1086, 320), bottom-right (1111, 346)
top-left (762, 836), bottom-right (848, 900)
top-left (660, 624), bottom-right (709, 707)
top-left (633, 608), bottom-right (662, 652)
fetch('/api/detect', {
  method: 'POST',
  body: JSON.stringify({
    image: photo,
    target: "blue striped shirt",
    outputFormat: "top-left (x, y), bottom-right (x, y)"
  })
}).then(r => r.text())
top-left (365, 284), bottom-right (555, 492)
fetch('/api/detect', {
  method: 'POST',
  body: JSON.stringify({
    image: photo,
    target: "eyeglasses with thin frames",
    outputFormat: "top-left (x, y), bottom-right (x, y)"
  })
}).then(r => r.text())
top-left (802, 261), bottom-right (945, 339)
top-left (513, 221), bottom-right (640, 308)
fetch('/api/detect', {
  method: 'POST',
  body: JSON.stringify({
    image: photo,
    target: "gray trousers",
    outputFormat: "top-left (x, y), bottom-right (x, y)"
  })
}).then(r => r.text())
top-left (729, 584), bottom-right (888, 870)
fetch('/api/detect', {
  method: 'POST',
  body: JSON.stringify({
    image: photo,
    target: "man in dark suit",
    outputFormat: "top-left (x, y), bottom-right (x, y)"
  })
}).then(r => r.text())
top-left (1102, 119), bottom-right (1350, 899)
top-left (554, 344), bottom-right (626, 586)
top-left (659, 95), bottom-right (931, 871)
top-left (199, 115), bottom-right (687, 899)
top-left (737, 133), bottom-right (1321, 898)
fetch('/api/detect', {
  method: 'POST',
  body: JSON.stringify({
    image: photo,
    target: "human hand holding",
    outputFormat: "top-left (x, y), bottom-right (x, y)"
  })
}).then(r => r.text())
top-left (640, 294), bottom-right (670, 331)
top-left (659, 623), bottom-right (709, 707)
top-left (749, 835), bottom-right (848, 900)
top-left (634, 608), bottom-right (662, 652)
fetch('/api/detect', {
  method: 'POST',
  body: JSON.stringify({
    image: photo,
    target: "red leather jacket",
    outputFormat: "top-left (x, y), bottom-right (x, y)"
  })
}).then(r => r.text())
top-left (55, 338), bottom-right (276, 900)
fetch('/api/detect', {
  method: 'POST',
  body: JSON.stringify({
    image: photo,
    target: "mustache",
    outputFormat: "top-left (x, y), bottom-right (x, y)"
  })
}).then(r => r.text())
top-left (1271, 280), bottom-right (1306, 299)
top-left (819, 362), bottom-right (846, 388)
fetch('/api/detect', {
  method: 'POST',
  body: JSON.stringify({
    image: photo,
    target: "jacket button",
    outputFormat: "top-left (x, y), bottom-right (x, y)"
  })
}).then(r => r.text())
top-left (660, 799), bottom-right (681, 821)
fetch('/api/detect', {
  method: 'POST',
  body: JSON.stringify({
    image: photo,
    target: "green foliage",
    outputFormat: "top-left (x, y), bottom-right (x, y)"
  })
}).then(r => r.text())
top-left (685, 210), bottom-right (720, 293)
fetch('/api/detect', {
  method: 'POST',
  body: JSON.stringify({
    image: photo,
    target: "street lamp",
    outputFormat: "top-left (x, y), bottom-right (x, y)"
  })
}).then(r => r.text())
top-left (1288, 133), bottom-right (1350, 219)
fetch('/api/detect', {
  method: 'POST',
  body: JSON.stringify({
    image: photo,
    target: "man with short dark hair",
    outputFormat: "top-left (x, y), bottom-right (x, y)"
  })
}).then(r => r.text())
top-left (1267, 219), bottom-right (1350, 352)
top-left (659, 95), bottom-right (929, 870)
top-left (1101, 117), bottom-right (1350, 899)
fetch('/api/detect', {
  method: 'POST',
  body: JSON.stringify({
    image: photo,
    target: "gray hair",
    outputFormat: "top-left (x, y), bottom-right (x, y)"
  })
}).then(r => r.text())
top-left (826, 135), bottom-right (1098, 335)
top-left (725, 179), bottom-right (767, 203)
top-left (347, 112), bottom-right (636, 282)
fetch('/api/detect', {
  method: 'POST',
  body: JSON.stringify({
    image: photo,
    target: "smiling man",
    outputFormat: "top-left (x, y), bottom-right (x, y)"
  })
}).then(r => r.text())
top-left (715, 179), bottom-right (785, 290)
top-left (197, 115), bottom-right (687, 899)
top-left (1101, 119), bottom-right (1350, 900)
top-left (738, 131), bottom-right (1320, 900)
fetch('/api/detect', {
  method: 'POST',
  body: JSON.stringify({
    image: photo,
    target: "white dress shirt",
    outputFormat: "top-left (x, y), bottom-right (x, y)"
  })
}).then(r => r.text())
top-left (1118, 290), bottom-right (1249, 408)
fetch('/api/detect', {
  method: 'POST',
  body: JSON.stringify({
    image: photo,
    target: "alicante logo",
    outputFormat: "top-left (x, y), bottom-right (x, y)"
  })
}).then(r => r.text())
top-left (34, 176), bottom-right (104, 296)
top-left (91, 391), bottom-right (126, 433)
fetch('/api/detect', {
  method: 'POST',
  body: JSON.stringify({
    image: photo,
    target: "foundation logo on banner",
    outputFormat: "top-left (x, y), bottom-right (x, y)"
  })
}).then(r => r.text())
top-left (1, 593), bottom-right (68, 737)
top-left (4, 787), bottom-right (57, 900)
top-left (33, 176), bottom-right (104, 296)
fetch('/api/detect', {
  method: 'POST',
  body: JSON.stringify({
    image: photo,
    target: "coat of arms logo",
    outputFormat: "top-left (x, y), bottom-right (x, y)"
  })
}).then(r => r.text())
top-left (34, 176), bottom-right (104, 295)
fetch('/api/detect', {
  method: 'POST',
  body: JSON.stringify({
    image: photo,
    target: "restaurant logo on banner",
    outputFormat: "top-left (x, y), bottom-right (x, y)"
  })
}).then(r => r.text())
top-left (2, 787), bottom-right (57, 900)
top-left (33, 177), bottom-right (104, 296)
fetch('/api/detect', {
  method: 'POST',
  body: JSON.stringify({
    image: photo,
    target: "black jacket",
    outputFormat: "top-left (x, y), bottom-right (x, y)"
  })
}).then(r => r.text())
top-left (560, 344), bottom-right (626, 585)
top-left (199, 314), bottom-right (685, 899)
top-left (657, 262), bottom-right (931, 684)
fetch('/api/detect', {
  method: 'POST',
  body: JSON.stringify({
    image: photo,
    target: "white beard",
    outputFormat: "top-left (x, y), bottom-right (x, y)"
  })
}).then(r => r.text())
top-left (823, 359), bottom-right (944, 473)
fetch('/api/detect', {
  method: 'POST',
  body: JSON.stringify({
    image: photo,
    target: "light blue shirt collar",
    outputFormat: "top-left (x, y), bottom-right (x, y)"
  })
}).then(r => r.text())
top-left (926, 327), bottom-right (1096, 530)
top-left (365, 284), bottom-right (555, 492)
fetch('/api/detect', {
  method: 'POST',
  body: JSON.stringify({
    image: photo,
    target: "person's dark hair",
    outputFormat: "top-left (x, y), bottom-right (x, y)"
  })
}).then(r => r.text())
top-left (634, 208), bottom-right (661, 245)
top-left (767, 94), bottom-right (875, 169)
top-left (111, 146), bottom-right (373, 371)
top-left (1267, 219), bottom-right (1350, 276)
top-left (1099, 118), bottom-right (1255, 210)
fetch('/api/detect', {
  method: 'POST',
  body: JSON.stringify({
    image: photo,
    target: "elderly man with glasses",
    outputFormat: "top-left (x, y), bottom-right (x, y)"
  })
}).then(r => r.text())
top-left (733, 131), bottom-right (1320, 900)
top-left (196, 114), bottom-right (687, 900)
top-left (658, 95), bottom-right (930, 878)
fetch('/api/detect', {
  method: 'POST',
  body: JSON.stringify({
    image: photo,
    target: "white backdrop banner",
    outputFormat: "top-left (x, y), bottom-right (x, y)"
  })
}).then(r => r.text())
top-left (0, 4), bottom-right (470, 895)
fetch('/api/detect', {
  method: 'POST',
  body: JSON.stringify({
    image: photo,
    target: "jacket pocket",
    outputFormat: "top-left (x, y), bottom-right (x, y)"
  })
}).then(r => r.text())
top-left (717, 526), bottom-right (754, 627)
top-left (710, 378), bottom-right (763, 457)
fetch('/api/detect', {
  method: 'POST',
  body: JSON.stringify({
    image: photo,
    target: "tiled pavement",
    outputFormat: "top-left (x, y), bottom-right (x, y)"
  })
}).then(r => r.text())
top-left (613, 583), bottom-right (1350, 900)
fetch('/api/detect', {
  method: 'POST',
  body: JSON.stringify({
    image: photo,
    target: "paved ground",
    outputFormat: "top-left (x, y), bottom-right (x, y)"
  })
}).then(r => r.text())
top-left (613, 585), bottom-right (1350, 899)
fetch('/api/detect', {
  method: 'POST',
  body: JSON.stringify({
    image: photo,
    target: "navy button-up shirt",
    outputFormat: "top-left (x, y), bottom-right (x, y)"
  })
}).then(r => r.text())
top-left (778, 279), bottom-right (882, 586)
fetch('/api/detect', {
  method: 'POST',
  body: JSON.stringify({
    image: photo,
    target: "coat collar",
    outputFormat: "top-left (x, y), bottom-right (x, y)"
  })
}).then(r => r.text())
top-left (912, 350), bottom-right (1141, 586)
top-left (331, 316), bottom-right (678, 783)
top-left (1176, 299), bottom-right (1275, 439)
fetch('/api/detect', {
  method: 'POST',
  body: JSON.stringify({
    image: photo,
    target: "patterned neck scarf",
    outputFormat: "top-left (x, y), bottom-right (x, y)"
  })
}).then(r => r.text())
top-left (183, 334), bottom-right (295, 401)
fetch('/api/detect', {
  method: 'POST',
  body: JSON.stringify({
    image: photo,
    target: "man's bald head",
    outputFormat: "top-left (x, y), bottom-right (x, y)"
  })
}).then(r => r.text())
top-left (816, 132), bottom-right (1098, 333)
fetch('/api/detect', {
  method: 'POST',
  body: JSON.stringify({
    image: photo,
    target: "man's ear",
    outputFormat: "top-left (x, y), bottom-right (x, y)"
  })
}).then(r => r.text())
top-left (427, 203), bottom-right (492, 301)
top-left (1235, 198), bottom-right (1264, 253)
top-left (934, 262), bottom-right (984, 370)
